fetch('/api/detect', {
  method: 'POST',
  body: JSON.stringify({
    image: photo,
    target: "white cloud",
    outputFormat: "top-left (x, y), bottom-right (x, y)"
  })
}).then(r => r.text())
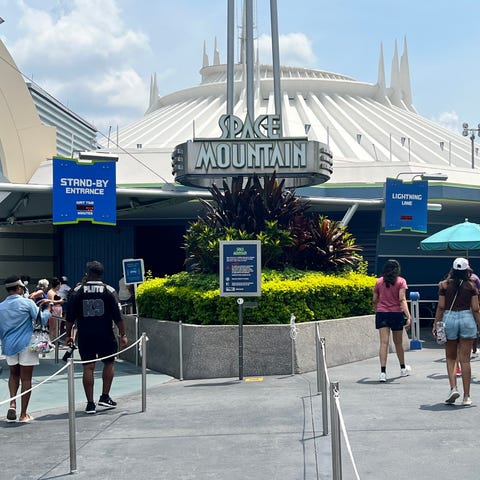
top-left (11, 0), bottom-right (150, 70)
top-left (257, 32), bottom-right (317, 67)
top-left (4, 0), bottom-right (153, 132)
top-left (87, 69), bottom-right (148, 109)
top-left (432, 111), bottom-right (459, 132)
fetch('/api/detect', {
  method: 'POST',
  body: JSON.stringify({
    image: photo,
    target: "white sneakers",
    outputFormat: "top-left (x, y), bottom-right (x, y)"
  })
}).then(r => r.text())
top-left (379, 365), bottom-right (412, 382)
top-left (463, 396), bottom-right (472, 406)
top-left (445, 388), bottom-right (460, 404)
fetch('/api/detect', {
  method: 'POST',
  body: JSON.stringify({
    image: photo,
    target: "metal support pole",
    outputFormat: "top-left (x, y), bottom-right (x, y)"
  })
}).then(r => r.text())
top-left (290, 313), bottom-right (296, 375)
top-left (409, 291), bottom-right (421, 350)
top-left (141, 332), bottom-right (147, 412)
top-left (135, 314), bottom-right (139, 366)
top-left (315, 324), bottom-right (321, 393)
top-left (320, 335), bottom-right (328, 436)
top-left (238, 298), bottom-right (244, 380)
top-left (330, 381), bottom-right (342, 480)
top-left (178, 320), bottom-right (184, 380)
top-left (270, 0), bottom-right (282, 133)
top-left (471, 133), bottom-right (475, 169)
top-left (245, 0), bottom-right (254, 118)
top-left (54, 316), bottom-right (60, 363)
top-left (226, 0), bottom-right (235, 115)
top-left (67, 357), bottom-right (77, 474)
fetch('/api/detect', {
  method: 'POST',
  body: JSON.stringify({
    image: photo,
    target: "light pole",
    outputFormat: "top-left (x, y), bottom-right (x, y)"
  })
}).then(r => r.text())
top-left (462, 122), bottom-right (480, 169)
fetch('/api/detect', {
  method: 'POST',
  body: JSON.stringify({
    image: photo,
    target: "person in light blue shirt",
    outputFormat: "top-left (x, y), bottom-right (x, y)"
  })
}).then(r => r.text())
top-left (0, 275), bottom-right (51, 422)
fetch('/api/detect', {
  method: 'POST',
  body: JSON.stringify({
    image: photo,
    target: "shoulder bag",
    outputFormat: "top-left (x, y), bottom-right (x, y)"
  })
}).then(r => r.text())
top-left (436, 282), bottom-right (461, 345)
top-left (29, 308), bottom-right (54, 354)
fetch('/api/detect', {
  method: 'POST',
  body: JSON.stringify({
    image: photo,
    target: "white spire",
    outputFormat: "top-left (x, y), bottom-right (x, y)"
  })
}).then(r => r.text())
top-left (375, 42), bottom-right (386, 101)
top-left (145, 72), bottom-right (159, 114)
top-left (400, 36), bottom-right (413, 108)
top-left (203, 40), bottom-right (209, 68)
top-left (389, 39), bottom-right (402, 106)
top-left (213, 36), bottom-right (220, 65)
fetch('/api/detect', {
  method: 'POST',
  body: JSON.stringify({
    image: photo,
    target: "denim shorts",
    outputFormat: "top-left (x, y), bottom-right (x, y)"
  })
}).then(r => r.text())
top-left (444, 310), bottom-right (477, 340)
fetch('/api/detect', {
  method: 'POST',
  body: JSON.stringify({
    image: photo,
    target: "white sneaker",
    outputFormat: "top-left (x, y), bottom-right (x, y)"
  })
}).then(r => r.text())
top-left (400, 365), bottom-right (411, 377)
top-left (445, 388), bottom-right (460, 404)
top-left (463, 396), bottom-right (472, 406)
top-left (379, 372), bottom-right (387, 382)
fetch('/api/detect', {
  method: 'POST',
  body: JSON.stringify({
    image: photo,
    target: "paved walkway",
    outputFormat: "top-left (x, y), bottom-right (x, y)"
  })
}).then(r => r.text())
top-left (1, 333), bottom-right (479, 479)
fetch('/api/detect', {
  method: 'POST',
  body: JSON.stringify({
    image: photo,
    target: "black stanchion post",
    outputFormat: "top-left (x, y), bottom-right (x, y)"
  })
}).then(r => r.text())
top-left (141, 332), bottom-right (147, 412)
top-left (67, 357), bottom-right (77, 473)
top-left (330, 381), bottom-right (342, 480)
top-left (237, 298), bottom-right (244, 380)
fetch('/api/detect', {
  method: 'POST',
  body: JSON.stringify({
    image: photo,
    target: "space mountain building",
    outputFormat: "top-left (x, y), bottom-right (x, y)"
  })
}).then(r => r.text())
top-left (0, 16), bottom-right (479, 293)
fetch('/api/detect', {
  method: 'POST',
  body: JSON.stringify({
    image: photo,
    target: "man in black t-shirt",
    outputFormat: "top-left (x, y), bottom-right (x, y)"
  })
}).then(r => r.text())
top-left (65, 261), bottom-right (128, 414)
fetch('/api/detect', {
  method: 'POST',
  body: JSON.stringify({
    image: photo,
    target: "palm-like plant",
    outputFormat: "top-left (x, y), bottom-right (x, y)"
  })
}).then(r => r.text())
top-left (183, 173), bottom-right (363, 273)
top-left (288, 214), bottom-right (362, 271)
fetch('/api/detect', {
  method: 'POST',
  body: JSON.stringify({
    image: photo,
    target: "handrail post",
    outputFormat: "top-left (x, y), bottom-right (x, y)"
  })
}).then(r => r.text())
top-left (67, 357), bottom-right (77, 473)
top-left (290, 313), bottom-right (297, 375)
top-left (135, 314), bottom-right (139, 366)
top-left (179, 320), bottom-right (184, 380)
top-left (141, 332), bottom-right (147, 412)
top-left (315, 323), bottom-right (321, 393)
top-left (320, 335), bottom-right (328, 436)
top-left (330, 381), bottom-right (342, 480)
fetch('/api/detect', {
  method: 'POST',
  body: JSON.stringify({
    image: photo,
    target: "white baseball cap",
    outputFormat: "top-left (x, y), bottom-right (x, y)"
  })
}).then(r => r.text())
top-left (453, 257), bottom-right (470, 271)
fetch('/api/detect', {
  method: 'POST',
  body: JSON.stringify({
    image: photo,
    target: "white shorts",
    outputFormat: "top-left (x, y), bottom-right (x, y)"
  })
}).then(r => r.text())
top-left (6, 345), bottom-right (40, 366)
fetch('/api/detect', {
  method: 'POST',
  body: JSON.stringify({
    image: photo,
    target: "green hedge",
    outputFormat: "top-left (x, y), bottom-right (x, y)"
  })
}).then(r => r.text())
top-left (136, 269), bottom-right (376, 325)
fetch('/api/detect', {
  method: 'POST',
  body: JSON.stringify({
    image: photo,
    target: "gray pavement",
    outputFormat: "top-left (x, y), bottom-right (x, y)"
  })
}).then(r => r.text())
top-left (1, 331), bottom-right (479, 479)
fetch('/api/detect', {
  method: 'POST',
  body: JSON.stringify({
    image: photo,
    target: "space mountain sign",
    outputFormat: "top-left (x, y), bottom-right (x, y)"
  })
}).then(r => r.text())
top-left (171, 114), bottom-right (333, 188)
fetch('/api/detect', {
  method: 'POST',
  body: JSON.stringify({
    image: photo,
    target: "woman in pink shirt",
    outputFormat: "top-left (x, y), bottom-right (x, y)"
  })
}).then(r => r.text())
top-left (373, 259), bottom-right (411, 382)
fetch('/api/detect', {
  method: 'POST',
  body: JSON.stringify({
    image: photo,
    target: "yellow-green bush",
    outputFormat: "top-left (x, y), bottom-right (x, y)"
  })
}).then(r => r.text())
top-left (136, 269), bottom-right (376, 325)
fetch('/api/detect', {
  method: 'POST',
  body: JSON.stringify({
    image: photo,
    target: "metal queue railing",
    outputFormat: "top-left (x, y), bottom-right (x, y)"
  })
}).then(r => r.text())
top-left (0, 327), bottom-right (149, 475)
top-left (314, 322), bottom-right (361, 480)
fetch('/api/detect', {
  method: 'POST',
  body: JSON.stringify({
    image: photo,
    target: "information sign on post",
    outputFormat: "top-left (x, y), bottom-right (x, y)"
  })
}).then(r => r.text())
top-left (122, 258), bottom-right (145, 285)
top-left (220, 240), bottom-right (261, 297)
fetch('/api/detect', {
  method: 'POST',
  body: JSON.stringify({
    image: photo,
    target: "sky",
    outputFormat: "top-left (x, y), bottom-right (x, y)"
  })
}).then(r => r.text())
top-left (0, 0), bottom-right (478, 141)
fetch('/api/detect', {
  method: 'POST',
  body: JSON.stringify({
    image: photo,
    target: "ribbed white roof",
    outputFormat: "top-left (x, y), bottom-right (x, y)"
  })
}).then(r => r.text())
top-left (94, 40), bottom-right (479, 188)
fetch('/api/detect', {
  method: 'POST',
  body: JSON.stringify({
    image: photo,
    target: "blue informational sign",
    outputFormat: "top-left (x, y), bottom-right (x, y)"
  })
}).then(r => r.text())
top-left (220, 240), bottom-right (261, 297)
top-left (384, 178), bottom-right (428, 233)
top-left (53, 156), bottom-right (117, 225)
top-left (123, 258), bottom-right (145, 285)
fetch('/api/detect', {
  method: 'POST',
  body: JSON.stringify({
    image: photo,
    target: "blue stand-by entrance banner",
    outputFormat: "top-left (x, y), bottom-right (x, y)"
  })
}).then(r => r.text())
top-left (384, 178), bottom-right (428, 232)
top-left (53, 156), bottom-right (117, 225)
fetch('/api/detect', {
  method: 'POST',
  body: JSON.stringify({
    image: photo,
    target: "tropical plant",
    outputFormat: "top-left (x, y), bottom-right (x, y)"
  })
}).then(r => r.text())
top-left (287, 214), bottom-right (363, 271)
top-left (183, 172), bottom-right (364, 273)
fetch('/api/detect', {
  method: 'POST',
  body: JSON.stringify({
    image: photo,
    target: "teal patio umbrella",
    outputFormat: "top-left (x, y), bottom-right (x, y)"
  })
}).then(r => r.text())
top-left (420, 219), bottom-right (480, 252)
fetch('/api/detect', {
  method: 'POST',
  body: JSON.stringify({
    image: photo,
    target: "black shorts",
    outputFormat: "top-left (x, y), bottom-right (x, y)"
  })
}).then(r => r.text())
top-left (375, 312), bottom-right (405, 331)
top-left (78, 335), bottom-right (118, 363)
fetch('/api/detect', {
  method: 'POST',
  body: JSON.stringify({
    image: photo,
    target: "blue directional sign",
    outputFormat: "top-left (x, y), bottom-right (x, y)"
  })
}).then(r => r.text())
top-left (53, 156), bottom-right (117, 225)
top-left (220, 240), bottom-right (261, 297)
top-left (385, 178), bottom-right (428, 233)
top-left (123, 258), bottom-right (145, 285)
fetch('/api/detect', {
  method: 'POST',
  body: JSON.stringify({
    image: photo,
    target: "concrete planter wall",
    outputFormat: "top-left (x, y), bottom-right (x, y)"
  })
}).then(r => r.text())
top-left (123, 315), bottom-right (409, 380)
